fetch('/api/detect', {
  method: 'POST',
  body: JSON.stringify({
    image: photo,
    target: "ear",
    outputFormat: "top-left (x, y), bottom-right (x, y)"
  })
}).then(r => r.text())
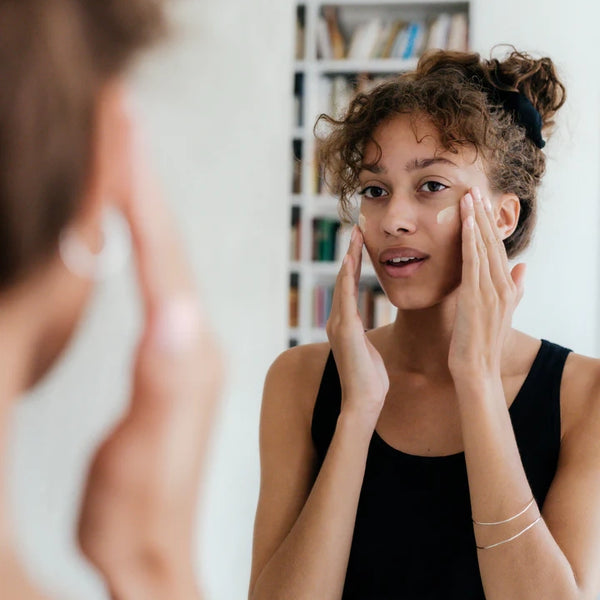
top-left (494, 193), bottom-right (520, 240)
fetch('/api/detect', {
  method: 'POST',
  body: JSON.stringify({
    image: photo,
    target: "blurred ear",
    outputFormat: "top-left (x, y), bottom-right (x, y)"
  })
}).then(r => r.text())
top-left (495, 193), bottom-right (520, 240)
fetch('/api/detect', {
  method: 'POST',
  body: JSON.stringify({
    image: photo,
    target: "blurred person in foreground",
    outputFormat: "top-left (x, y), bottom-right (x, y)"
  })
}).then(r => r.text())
top-left (0, 1), bottom-right (222, 598)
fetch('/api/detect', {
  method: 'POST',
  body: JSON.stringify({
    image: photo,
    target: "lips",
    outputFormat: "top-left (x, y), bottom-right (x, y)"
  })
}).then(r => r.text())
top-left (378, 246), bottom-right (429, 279)
top-left (379, 246), bottom-right (429, 265)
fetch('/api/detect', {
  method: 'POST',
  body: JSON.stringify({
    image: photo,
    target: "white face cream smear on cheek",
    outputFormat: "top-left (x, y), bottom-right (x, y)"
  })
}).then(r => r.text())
top-left (358, 213), bottom-right (367, 232)
top-left (436, 205), bottom-right (458, 225)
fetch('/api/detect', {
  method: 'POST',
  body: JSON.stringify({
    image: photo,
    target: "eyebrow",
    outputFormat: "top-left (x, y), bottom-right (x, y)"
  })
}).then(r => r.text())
top-left (361, 157), bottom-right (458, 174)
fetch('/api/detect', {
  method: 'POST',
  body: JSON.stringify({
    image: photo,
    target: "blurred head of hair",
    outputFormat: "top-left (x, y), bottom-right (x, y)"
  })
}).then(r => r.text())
top-left (0, 0), bottom-right (165, 291)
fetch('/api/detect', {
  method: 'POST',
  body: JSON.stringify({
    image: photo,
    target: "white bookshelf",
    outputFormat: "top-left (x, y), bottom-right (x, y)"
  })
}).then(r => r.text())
top-left (288, 0), bottom-right (470, 346)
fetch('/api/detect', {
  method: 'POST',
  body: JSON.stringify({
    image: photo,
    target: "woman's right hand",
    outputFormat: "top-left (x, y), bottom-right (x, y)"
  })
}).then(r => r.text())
top-left (326, 226), bottom-right (389, 429)
top-left (77, 106), bottom-right (222, 600)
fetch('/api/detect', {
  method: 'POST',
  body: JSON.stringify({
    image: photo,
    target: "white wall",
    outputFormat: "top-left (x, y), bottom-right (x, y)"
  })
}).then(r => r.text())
top-left (9, 2), bottom-right (294, 599)
top-left (7, 2), bottom-right (600, 600)
top-left (471, 0), bottom-right (600, 356)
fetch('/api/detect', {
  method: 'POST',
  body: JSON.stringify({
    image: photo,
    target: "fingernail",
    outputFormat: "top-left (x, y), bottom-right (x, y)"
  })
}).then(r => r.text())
top-left (464, 193), bottom-right (473, 208)
top-left (472, 187), bottom-right (481, 203)
top-left (485, 198), bottom-right (492, 212)
top-left (466, 215), bottom-right (474, 229)
top-left (350, 226), bottom-right (357, 243)
top-left (153, 296), bottom-right (201, 354)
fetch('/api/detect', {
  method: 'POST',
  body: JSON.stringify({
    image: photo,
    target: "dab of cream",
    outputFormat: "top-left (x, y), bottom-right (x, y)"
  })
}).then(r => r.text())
top-left (358, 213), bottom-right (367, 232)
top-left (436, 205), bottom-right (458, 225)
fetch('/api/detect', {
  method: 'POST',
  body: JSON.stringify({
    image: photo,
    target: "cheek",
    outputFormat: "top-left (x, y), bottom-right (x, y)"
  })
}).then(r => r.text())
top-left (436, 205), bottom-right (459, 226)
top-left (358, 212), bottom-right (367, 233)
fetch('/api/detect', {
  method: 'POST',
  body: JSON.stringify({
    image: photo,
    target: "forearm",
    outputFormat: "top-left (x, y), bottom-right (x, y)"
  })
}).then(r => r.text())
top-left (455, 376), bottom-right (579, 600)
top-left (251, 408), bottom-right (372, 600)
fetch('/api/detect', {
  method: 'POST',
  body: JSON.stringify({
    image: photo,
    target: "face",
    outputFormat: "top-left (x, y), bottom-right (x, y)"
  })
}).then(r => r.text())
top-left (358, 113), bottom-right (495, 310)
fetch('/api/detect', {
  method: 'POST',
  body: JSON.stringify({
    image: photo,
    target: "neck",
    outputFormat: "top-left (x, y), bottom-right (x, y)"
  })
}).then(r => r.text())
top-left (384, 291), bottom-right (516, 381)
top-left (388, 297), bottom-right (455, 379)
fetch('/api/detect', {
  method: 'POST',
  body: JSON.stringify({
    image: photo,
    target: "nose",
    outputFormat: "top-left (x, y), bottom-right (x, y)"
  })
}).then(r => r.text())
top-left (380, 193), bottom-right (417, 236)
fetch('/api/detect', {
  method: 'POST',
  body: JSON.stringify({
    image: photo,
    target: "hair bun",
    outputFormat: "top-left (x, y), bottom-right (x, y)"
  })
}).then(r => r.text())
top-left (484, 48), bottom-right (566, 136)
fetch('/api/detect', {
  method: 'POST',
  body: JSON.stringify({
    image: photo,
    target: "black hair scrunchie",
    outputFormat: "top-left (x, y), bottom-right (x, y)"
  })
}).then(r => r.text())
top-left (493, 88), bottom-right (546, 149)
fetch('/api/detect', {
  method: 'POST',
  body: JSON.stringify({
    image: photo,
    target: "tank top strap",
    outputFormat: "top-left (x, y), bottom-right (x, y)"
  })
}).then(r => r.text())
top-left (508, 338), bottom-right (571, 507)
top-left (509, 338), bottom-right (571, 425)
top-left (311, 350), bottom-right (341, 462)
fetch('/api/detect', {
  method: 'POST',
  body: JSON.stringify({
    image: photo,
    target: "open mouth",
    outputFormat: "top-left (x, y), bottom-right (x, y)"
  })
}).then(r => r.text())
top-left (384, 257), bottom-right (426, 267)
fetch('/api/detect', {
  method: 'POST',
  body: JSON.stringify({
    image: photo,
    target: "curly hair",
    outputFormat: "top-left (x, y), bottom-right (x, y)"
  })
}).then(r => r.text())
top-left (316, 48), bottom-right (566, 258)
top-left (0, 0), bottom-right (166, 290)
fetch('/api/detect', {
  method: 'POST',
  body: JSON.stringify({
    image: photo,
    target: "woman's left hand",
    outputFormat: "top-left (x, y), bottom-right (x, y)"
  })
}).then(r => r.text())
top-left (448, 187), bottom-right (527, 381)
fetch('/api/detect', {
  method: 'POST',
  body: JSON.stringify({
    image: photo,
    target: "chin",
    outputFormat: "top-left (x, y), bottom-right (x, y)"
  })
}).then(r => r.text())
top-left (377, 275), bottom-right (460, 313)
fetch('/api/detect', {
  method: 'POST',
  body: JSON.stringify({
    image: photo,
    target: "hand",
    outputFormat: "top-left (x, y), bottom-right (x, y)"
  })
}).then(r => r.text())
top-left (326, 226), bottom-right (389, 428)
top-left (448, 187), bottom-right (526, 380)
top-left (77, 115), bottom-right (223, 600)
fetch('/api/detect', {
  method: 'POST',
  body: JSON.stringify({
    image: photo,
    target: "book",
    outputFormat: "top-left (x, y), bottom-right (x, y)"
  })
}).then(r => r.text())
top-left (295, 6), bottom-right (305, 60)
top-left (290, 206), bottom-right (301, 261)
top-left (312, 218), bottom-right (340, 261)
top-left (313, 284), bottom-right (334, 328)
top-left (316, 16), bottom-right (333, 59)
top-left (347, 19), bottom-right (384, 60)
top-left (289, 273), bottom-right (299, 328)
top-left (294, 73), bottom-right (303, 127)
top-left (426, 13), bottom-right (451, 51)
top-left (447, 13), bottom-right (468, 52)
top-left (379, 20), bottom-right (407, 59)
top-left (323, 7), bottom-right (346, 59)
top-left (390, 23), bottom-right (410, 58)
top-left (292, 139), bottom-right (302, 194)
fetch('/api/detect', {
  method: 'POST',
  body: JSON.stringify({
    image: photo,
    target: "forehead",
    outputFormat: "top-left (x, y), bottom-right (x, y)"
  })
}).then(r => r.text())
top-left (363, 113), bottom-right (480, 171)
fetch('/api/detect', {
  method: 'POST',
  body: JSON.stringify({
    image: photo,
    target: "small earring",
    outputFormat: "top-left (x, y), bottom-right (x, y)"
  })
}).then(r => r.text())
top-left (59, 207), bottom-right (131, 280)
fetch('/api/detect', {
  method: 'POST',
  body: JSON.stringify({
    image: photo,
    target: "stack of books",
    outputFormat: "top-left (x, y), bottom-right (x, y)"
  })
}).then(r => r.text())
top-left (317, 10), bottom-right (468, 60)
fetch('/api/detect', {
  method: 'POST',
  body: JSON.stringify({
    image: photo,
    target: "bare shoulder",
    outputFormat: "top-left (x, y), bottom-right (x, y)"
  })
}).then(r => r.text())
top-left (560, 350), bottom-right (600, 444)
top-left (262, 342), bottom-right (331, 426)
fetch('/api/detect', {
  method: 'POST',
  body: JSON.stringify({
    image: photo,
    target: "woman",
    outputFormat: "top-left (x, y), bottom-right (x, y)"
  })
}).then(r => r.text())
top-left (0, 1), bottom-right (221, 598)
top-left (250, 49), bottom-right (600, 599)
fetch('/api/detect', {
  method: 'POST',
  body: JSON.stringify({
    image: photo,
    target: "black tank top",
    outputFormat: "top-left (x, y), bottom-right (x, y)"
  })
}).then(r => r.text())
top-left (311, 339), bottom-right (571, 600)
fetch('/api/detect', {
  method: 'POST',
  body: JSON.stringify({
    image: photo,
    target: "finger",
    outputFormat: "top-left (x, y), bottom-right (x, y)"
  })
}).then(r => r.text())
top-left (471, 187), bottom-right (507, 289)
top-left (476, 186), bottom-right (513, 282)
top-left (472, 209), bottom-right (494, 296)
top-left (120, 113), bottom-right (200, 334)
top-left (460, 193), bottom-right (479, 290)
top-left (349, 226), bottom-right (364, 295)
top-left (331, 226), bottom-right (358, 319)
top-left (340, 253), bottom-right (360, 322)
top-left (116, 113), bottom-right (220, 416)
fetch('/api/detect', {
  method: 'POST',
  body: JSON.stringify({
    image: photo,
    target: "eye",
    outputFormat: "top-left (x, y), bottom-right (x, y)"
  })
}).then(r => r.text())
top-left (419, 181), bottom-right (448, 193)
top-left (358, 185), bottom-right (389, 199)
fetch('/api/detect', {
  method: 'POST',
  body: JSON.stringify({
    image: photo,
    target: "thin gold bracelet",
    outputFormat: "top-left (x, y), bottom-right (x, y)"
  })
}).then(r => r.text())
top-left (472, 497), bottom-right (535, 526)
top-left (476, 516), bottom-right (542, 550)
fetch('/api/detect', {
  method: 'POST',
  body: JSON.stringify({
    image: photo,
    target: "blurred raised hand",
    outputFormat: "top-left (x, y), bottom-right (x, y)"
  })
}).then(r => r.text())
top-left (77, 110), bottom-right (223, 600)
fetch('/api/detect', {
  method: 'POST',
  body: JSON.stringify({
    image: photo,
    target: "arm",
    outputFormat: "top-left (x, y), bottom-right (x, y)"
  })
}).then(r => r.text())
top-left (249, 346), bottom-right (374, 600)
top-left (449, 188), bottom-right (600, 600)
top-left (249, 229), bottom-right (389, 600)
